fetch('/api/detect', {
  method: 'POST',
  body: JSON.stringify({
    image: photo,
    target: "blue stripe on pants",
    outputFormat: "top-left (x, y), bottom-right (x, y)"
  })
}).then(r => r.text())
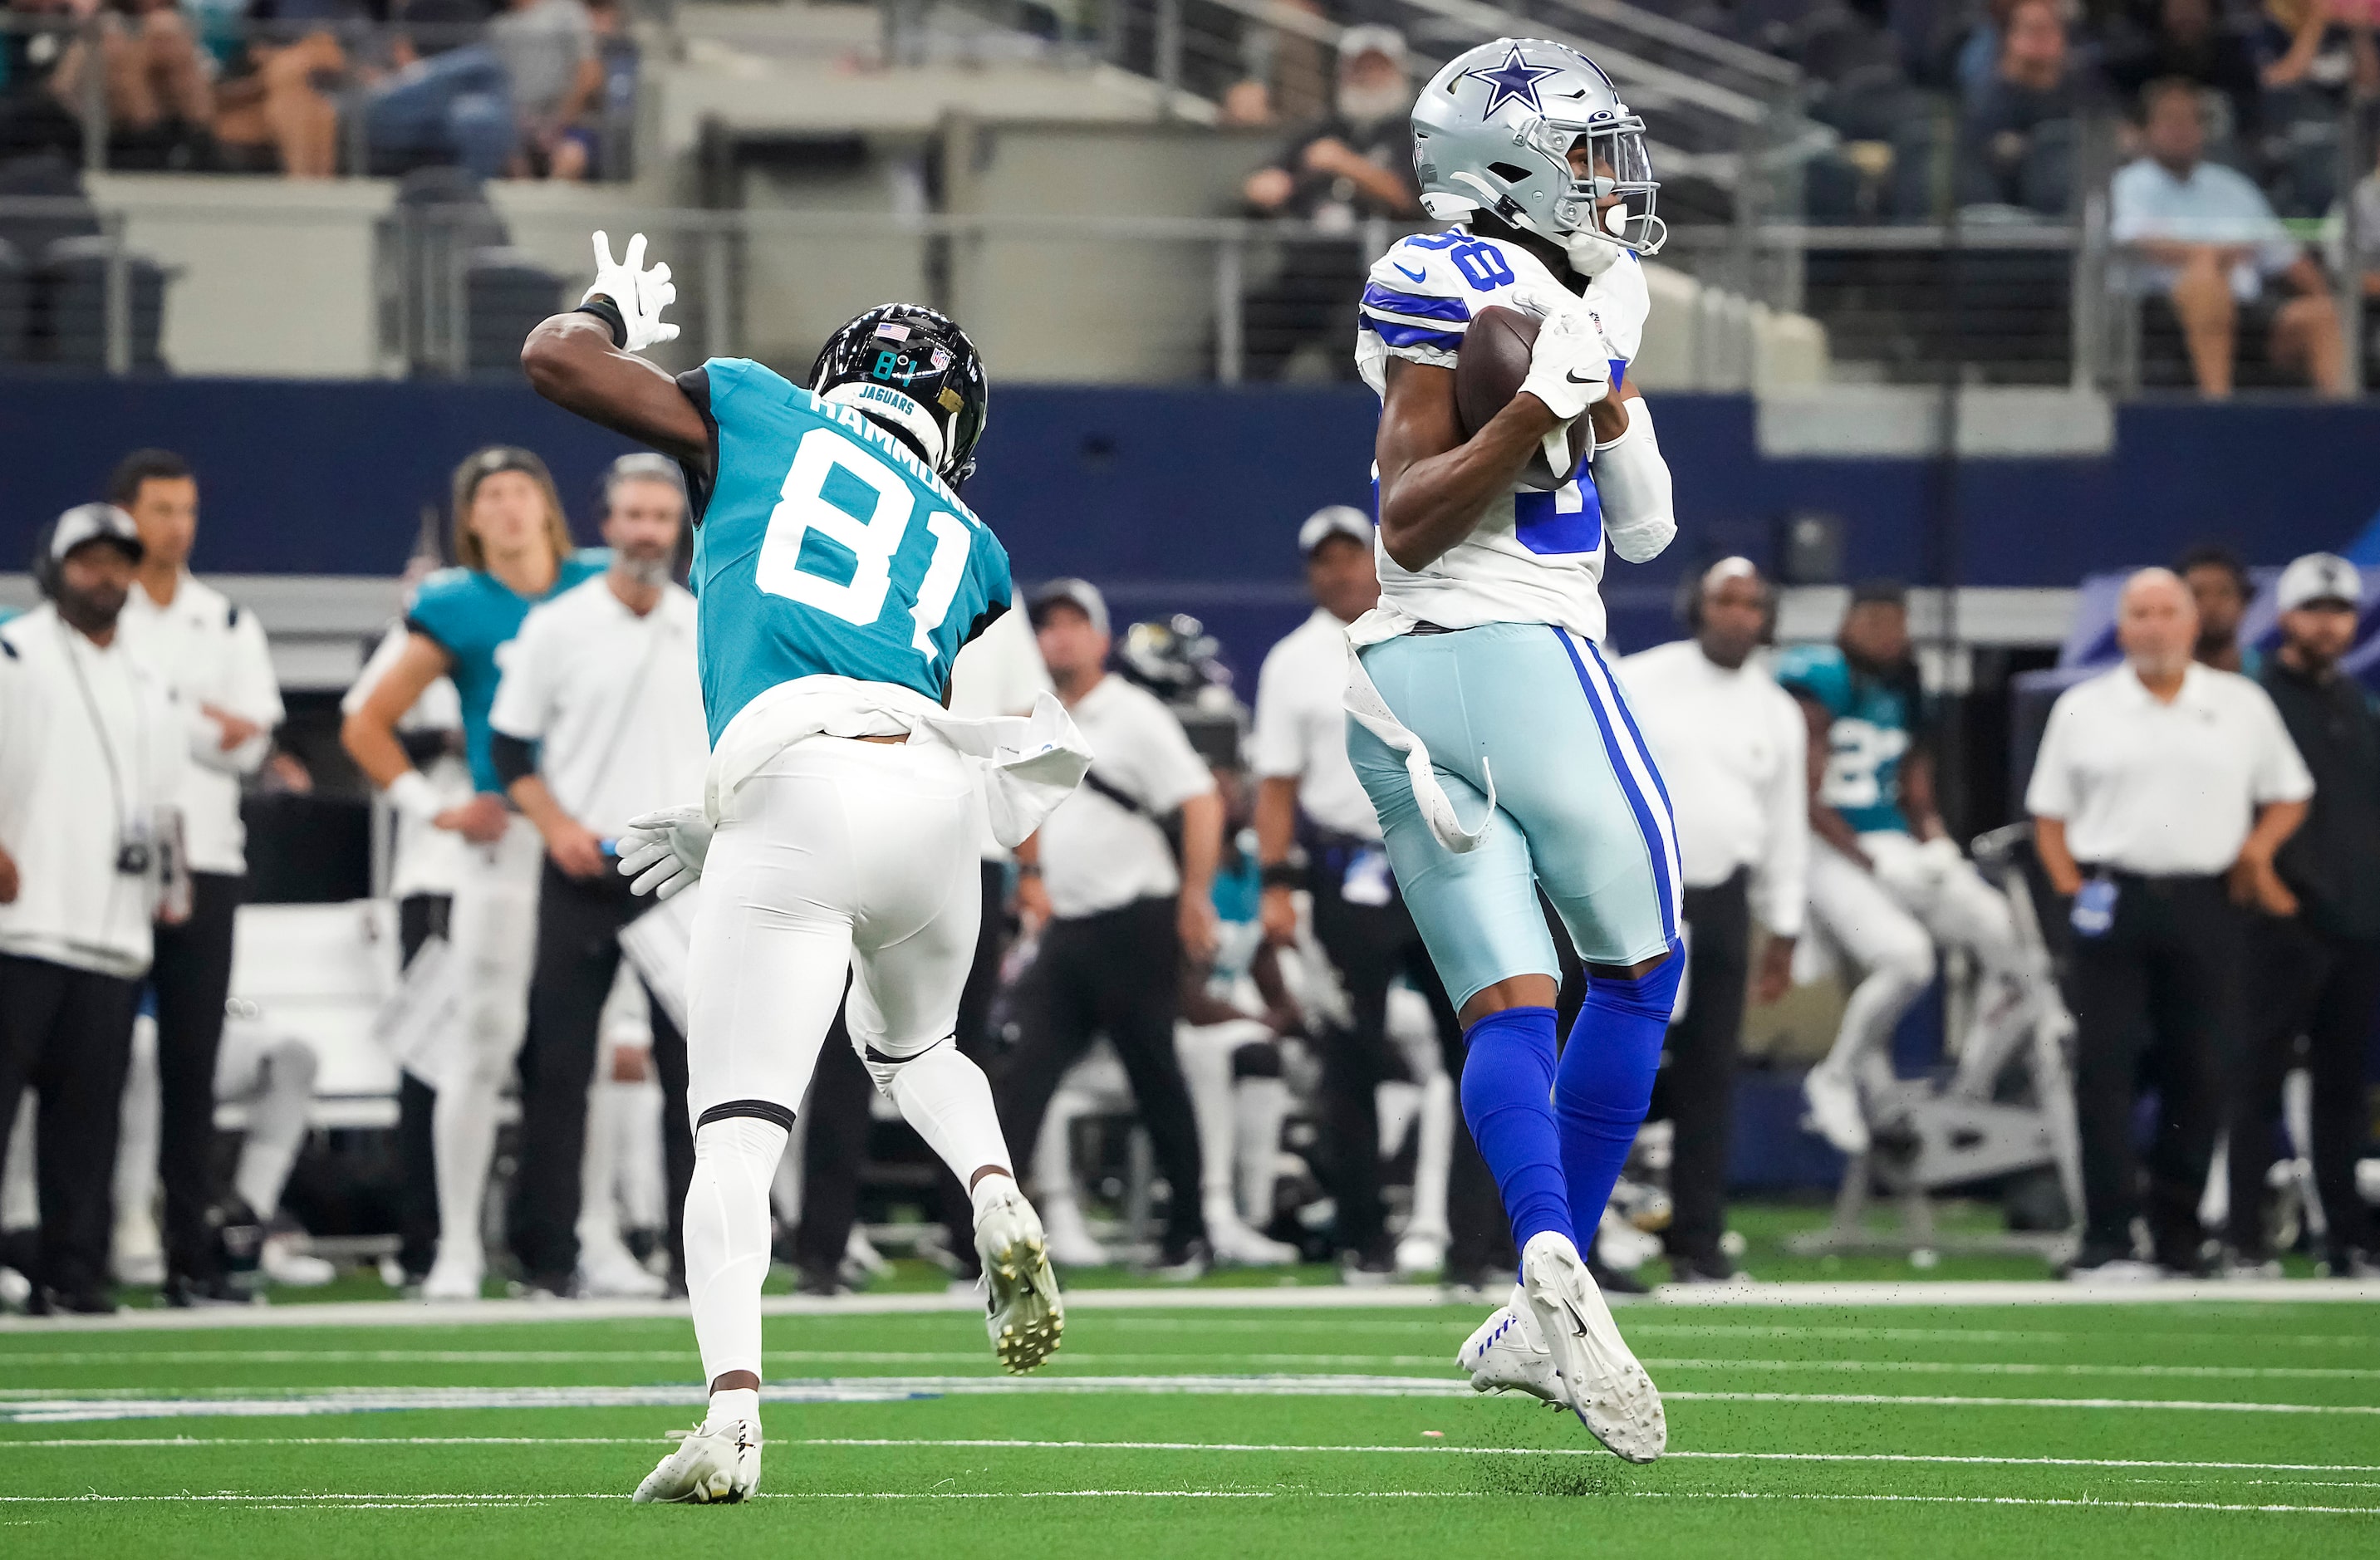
top-left (1551, 627), bottom-right (1681, 944)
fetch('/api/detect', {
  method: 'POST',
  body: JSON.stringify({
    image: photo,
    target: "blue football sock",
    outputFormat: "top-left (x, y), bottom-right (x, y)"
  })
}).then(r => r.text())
top-left (1555, 943), bottom-right (1684, 1237)
top-left (1459, 1005), bottom-right (1571, 1256)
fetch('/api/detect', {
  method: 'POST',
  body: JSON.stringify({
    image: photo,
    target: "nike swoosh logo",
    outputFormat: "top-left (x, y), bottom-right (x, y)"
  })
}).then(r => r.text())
top-left (1394, 262), bottom-right (1428, 282)
top-left (1564, 369), bottom-right (1598, 384)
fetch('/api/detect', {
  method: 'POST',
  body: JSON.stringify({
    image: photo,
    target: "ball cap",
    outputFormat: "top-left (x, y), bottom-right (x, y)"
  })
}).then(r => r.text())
top-left (1298, 504), bottom-right (1373, 557)
top-left (48, 503), bottom-right (144, 565)
top-left (1028, 577), bottom-right (1110, 637)
top-left (2276, 552), bottom-right (2363, 612)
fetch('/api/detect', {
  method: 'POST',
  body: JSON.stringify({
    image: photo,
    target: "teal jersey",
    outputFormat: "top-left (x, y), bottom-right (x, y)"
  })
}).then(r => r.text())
top-left (406, 549), bottom-right (611, 792)
top-left (689, 357), bottom-right (1013, 743)
top-left (1774, 643), bottom-right (1924, 836)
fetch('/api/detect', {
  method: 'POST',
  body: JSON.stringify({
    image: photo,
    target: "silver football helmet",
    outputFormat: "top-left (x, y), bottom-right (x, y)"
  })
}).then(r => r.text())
top-left (1411, 38), bottom-right (1664, 261)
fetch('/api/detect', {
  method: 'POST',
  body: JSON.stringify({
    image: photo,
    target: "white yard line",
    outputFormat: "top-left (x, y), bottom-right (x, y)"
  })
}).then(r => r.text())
top-left (6, 1278), bottom-right (2378, 1333)
top-left (7, 1348), bottom-right (2378, 1382)
top-left (0, 1489), bottom-right (2369, 1516)
top-left (5, 1434), bottom-right (2380, 1479)
top-left (7, 1377), bottom-right (2380, 1423)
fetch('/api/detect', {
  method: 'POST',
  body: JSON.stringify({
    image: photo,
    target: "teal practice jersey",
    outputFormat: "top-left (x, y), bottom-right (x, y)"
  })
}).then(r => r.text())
top-left (406, 549), bottom-right (611, 792)
top-left (1773, 643), bottom-right (1923, 836)
top-left (689, 357), bottom-right (1013, 743)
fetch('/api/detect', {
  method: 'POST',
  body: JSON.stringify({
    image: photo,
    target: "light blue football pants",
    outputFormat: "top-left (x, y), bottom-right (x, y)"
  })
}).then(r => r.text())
top-left (1347, 622), bottom-right (1682, 1008)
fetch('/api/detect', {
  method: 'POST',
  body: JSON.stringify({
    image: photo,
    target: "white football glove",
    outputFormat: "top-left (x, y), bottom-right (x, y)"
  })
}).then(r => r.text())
top-left (617, 805), bottom-right (712, 900)
top-left (582, 230), bottom-right (680, 353)
top-left (1517, 307), bottom-right (1612, 423)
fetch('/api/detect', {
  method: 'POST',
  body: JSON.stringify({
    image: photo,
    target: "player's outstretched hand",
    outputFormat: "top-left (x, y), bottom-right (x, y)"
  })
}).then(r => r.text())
top-left (584, 230), bottom-right (680, 353)
top-left (618, 804), bottom-right (713, 899)
top-left (1517, 306), bottom-right (1611, 423)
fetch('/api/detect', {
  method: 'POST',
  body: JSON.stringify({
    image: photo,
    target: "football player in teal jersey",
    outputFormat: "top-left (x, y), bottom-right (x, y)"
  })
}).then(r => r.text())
top-left (523, 233), bottom-right (1069, 1504)
top-left (341, 446), bottom-right (608, 1303)
top-left (1774, 581), bottom-right (2029, 1156)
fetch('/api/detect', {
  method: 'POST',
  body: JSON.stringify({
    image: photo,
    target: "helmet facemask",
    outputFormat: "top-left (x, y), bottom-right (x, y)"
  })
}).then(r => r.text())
top-left (1525, 111), bottom-right (1664, 257)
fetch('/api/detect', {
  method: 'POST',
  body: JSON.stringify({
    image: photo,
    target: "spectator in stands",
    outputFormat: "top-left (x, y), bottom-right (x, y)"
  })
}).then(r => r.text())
top-left (2177, 541), bottom-right (2261, 674)
top-left (2106, 0), bottom-right (2264, 145)
top-left (210, 26), bottom-right (346, 178)
top-left (361, 0), bottom-right (513, 181)
top-left (487, 0), bottom-right (599, 180)
top-left (42, 0), bottom-right (216, 169)
top-left (2229, 553), bottom-right (2379, 1278)
top-left (1237, 25), bottom-right (1420, 380)
top-left (0, 504), bottom-right (185, 1316)
top-left (2254, 0), bottom-right (2378, 214)
top-left (2029, 567), bottom-right (2310, 1281)
top-left (1953, 0), bottom-right (2025, 104)
top-left (0, 0), bottom-right (83, 159)
top-left (2111, 77), bottom-right (2346, 395)
top-left (111, 449), bottom-right (286, 1308)
top-left (1958, 0), bottom-right (2095, 213)
top-left (998, 580), bottom-right (1221, 1278)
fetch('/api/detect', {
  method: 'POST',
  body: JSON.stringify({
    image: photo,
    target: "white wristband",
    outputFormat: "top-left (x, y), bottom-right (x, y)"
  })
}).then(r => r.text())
top-left (385, 769), bottom-right (444, 826)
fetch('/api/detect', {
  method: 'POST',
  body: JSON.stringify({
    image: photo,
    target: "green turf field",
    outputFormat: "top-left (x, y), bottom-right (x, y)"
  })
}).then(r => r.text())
top-left (3, 1293), bottom-right (2377, 1558)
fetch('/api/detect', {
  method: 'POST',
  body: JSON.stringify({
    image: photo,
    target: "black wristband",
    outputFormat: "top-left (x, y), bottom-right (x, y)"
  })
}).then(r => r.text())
top-left (575, 296), bottom-right (627, 347)
top-left (1259, 861), bottom-right (1305, 891)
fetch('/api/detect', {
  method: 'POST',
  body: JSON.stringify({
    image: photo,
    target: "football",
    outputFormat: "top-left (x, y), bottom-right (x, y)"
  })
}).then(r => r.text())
top-left (1453, 302), bottom-right (1590, 492)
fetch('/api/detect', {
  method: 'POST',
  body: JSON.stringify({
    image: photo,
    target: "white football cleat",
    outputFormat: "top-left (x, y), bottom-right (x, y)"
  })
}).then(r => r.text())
top-left (974, 1178), bottom-right (1064, 1375)
top-left (1519, 1231), bottom-right (1666, 1463)
top-left (633, 1418), bottom-right (760, 1504)
top-left (418, 1248), bottom-right (483, 1302)
top-left (1037, 1196), bottom-right (1108, 1269)
top-left (577, 1239), bottom-right (669, 1300)
top-left (259, 1233), bottom-right (336, 1288)
top-left (1395, 1229), bottom-right (1448, 1278)
top-left (1456, 1288), bottom-right (1559, 1403)
top-left (1208, 1213), bottom-right (1300, 1268)
top-left (1801, 1062), bottom-right (1871, 1155)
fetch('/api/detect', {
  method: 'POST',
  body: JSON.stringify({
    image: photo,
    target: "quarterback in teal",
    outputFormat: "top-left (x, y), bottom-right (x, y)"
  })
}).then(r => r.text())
top-left (341, 445), bottom-right (611, 1306)
top-left (523, 231), bottom-right (1066, 1506)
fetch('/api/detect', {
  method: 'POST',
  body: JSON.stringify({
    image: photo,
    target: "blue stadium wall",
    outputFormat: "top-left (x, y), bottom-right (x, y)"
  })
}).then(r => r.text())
top-left (7, 378), bottom-right (2380, 667)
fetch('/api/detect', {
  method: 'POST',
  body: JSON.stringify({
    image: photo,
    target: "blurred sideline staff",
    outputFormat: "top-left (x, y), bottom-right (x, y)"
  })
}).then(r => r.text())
top-left (1618, 559), bottom-right (1808, 1284)
top-left (2029, 567), bottom-right (2310, 1281)
top-left (0, 505), bottom-right (186, 1314)
top-left (488, 453), bottom-right (705, 1298)
top-left (110, 449), bottom-right (287, 1307)
top-left (1250, 505), bottom-right (1499, 1283)
top-left (2229, 554), bottom-right (2379, 1276)
top-left (999, 579), bottom-right (1223, 1277)
top-left (343, 592), bottom-right (474, 1287)
top-left (341, 446), bottom-right (607, 1302)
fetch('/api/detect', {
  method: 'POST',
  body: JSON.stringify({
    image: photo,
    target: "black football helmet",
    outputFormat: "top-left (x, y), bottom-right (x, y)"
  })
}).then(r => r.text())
top-left (808, 303), bottom-right (989, 488)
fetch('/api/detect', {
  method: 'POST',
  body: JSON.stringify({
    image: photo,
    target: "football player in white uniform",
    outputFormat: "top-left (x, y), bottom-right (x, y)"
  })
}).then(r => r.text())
top-left (1345, 38), bottom-right (1679, 1463)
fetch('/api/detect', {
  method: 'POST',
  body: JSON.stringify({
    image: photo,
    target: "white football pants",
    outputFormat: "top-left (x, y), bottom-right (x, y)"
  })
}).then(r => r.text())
top-left (680, 736), bottom-right (1013, 1386)
top-left (432, 816), bottom-right (545, 1268)
top-left (114, 1013), bottom-right (321, 1265)
top-left (1807, 831), bottom-right (2022, 1092)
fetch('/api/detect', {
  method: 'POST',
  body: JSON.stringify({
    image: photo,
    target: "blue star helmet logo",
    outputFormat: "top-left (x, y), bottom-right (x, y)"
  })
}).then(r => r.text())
top-left (1463, 44), bottom-right (1563, 118)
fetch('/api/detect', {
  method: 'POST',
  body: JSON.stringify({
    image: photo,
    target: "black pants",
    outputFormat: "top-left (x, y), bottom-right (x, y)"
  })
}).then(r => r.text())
top-left (0, 953), bottom-right (141, 1298)
top-left (395, 895), bottom-right (451, 1281)
top-left (2067, 872), bottom-right (2235, 1264)
top-left (1654, 873), bottom-right (1752, 1265)
top-left (508, 859), bottom-right (691, 1287)
top-left (148, 871), bottom-right (243, 1282)
top-left (2226, 916), bottom-right (2380, 1261)
top-left (1307, 850), bottom-right (1509, 1272)
top-left (997, 895), bottom-right (1206, 1251)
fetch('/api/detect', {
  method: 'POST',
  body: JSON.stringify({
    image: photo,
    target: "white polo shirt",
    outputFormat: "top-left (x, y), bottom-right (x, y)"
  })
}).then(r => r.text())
top-left (488, 575), bottom-right (709, 838)
top-left (0, 606), bottom-right (184, 978)
top-left (1249, 606), bottom-right (1378, 841)
top-left (2026, 661), bottom-right (2313, 876)
top-left (116, 571), bottom-right (283, 877)
top-left (1618, 638), bottom-right (1809, 938)
top-left (1036, 674), bottom-right (1215, 920)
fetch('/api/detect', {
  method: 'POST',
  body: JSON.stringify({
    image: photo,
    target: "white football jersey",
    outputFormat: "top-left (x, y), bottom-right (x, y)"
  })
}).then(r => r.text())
top-left (1352, 227), bottom-right (1651, 645)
